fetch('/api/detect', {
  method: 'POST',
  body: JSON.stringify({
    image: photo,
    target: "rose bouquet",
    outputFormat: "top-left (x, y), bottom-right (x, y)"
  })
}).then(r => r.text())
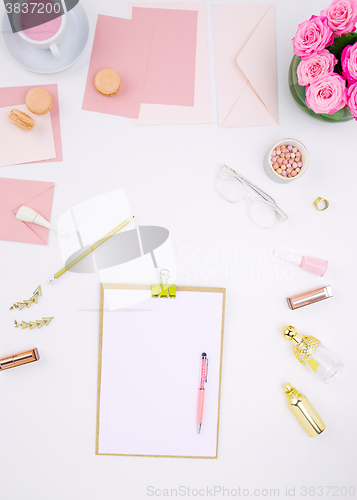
top-left (289, 0), bottom-right (357, 121)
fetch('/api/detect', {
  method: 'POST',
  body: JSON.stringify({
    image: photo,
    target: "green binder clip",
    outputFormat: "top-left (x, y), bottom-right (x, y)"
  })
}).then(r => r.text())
top-left (152, 269), bottom-right (176, 299)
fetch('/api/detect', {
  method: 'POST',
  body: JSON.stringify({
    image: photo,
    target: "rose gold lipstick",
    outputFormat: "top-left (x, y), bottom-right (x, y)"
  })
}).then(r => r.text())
top-left (287, 285), bottom-right (333, 310)
top-left (0, 348), bottom-right (40, 371)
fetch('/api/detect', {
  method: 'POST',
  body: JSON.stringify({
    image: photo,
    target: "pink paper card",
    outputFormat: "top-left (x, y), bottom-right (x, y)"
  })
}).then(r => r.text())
top-left (129, 2), bottom-right (211, 125)
top-left (0, 84), bottom-right (62, 163)
top-left (0, 105), bottom-right (56, 168)
top-left (131, 7), bottom-right (198, 106)
top-left (82, 16), bottom-right (154, 119)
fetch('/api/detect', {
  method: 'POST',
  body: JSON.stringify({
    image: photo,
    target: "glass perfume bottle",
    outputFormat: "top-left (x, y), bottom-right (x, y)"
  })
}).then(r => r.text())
top-left (282, 325), bottom-right (344, 383)
top-left (283, 383), bottom-right (325, 437)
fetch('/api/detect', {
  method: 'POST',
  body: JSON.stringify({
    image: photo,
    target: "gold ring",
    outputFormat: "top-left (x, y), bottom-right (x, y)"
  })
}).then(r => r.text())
top-left (313, 197), bottom-right (330, 211)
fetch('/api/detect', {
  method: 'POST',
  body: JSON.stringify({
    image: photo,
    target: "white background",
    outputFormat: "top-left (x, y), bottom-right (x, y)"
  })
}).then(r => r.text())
top-left (0, 0), bottom-right (356, 499)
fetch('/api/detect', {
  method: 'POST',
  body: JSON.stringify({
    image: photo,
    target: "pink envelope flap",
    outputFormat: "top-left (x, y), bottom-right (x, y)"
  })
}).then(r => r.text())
top-left (0, 178), bottom-right (55, 245)
top-left (212, 3), bottom-right (272, 126)
top-left (236, 4), bottom-right (278, 124)
top-left (212, 3), bottom-right (279, 127)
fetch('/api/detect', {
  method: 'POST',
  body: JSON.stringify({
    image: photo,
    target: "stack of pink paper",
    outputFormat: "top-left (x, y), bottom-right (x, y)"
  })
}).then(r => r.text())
top-left (0, 84), bottom-right (62, 167)
top-left (82, 3), bottom-right (211, 125)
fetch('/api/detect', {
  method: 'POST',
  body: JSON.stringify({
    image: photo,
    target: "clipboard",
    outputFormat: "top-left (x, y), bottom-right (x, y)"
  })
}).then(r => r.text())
top-left (96, 283), bottom-right (226, 458)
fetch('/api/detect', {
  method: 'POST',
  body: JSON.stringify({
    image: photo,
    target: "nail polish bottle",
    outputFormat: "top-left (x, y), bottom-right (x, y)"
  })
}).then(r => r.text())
top-left (274, 250), bottom-right (328, 276)
top-left (282, 326), bottom-right (343, 384)
top-left (283, 383), bottom-right (325, 437)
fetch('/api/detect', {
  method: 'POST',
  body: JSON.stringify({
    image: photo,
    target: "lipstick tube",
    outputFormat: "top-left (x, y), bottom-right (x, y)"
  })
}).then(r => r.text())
top-left (0, 348), bottom-right (40, 371)
top-left (287, 285), bottom-right (333, 310)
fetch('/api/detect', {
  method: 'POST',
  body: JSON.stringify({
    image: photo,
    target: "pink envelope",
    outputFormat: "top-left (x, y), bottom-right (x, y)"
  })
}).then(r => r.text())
top-left (212, 3), bottom-right (279, 127)
top-left (0, 84), bottom-right (62, 162)
top-left (82, 16), bottom-right (154, 119)
top-left (131, 7), bottom-right (198, 106)
top-left (0, 178), bottom-right (55, 245)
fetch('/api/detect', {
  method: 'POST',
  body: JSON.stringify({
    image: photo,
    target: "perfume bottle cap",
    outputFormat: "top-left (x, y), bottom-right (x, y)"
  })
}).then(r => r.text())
top-left (274, 250), bottom-right (302, 266)
top-left (282, 325), bottom-right (303, 345)
top-left (282, 383), bottom-right (298, 397)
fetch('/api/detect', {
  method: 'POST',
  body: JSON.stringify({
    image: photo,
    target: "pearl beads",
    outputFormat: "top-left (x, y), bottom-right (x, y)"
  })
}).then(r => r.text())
top-left (271, 144), bottom-right (303, 178)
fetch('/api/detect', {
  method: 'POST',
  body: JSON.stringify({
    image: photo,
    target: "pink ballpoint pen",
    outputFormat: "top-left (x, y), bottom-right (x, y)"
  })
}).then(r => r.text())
top-left (197, 352), bottom-right (208, 434)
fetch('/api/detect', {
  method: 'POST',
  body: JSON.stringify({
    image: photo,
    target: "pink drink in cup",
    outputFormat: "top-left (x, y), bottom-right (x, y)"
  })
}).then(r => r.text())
top-left (22, 16), bottom-right (62, 41)
top-left (17, 0), bottom-right (66, 58)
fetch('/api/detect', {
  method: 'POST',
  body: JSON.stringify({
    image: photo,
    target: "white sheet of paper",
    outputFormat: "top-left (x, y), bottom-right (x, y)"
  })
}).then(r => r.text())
top-left (57, 189), bottom-right (177, 289)
top-left (71, 189), bottom-right (134, 246)
top-left (0, 104), bottom-right (56, 167)
top-left (97, 287), bottom-right (225, 457)
top-left (129, 2), bottom-right (212, 125)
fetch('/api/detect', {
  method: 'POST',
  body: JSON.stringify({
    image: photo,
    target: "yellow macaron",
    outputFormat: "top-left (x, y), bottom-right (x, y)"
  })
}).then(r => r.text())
top-left (26, 87), bottom-right (53, 115)
top-left (8, 109), bottom-right (35, 131)
top-left (94, 68), bottom-right (121, 96)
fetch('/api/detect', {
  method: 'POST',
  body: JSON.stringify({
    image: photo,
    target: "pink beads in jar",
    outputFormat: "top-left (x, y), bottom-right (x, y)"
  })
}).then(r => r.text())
top-left (263, 138), bottom-right (309, 183)
top-left (271, 144), bottom-right (303, 178)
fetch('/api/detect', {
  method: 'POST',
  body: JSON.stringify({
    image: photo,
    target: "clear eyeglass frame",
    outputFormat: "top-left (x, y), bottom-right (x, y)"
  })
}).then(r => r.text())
top-left (216, 165), bottom-right (288, 229)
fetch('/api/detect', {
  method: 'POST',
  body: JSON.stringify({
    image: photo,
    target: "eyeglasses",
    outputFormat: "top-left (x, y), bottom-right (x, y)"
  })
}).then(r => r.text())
top-left (216, 165), bottom-right (288, 229)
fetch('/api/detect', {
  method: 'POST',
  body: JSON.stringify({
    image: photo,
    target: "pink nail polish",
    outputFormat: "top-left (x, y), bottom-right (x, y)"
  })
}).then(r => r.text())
top-left (274, 250), bottom-right (328, 276)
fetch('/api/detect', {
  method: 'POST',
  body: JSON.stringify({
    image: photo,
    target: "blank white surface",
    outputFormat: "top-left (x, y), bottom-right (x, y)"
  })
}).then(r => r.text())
top-left (98, 288), bottom-right (224, 457)
top-left (0, 0), bottom-right (356, 499)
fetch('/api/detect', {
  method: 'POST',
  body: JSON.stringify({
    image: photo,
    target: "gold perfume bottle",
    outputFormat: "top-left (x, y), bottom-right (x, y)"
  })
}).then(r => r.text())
top-left (282, 325), bottom-right (343, 383)
top-left (283, 383), bottom-right (325, 437)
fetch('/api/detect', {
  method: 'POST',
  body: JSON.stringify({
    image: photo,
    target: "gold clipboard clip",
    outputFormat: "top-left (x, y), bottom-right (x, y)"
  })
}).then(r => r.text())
top-left (152, 269), bottom-right (176, 299)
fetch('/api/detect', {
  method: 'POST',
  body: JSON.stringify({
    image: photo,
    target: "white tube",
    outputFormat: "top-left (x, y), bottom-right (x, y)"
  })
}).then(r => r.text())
top-left (16, 205), bottom-right (67, 238)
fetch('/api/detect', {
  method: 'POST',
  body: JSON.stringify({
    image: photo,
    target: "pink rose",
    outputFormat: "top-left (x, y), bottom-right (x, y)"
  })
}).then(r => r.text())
top-left (293, 16), bottom-right (335, 59)
top-left (346, 81), bottom-right (357, 118)
top-left (321, 0), bottom-right (357, 36)
top-left (305, 73), bottom-right (347, 113)
top-left (341, 42), bottom-right (357, 83)
top-left (297, 50), bottom-right (338, 85)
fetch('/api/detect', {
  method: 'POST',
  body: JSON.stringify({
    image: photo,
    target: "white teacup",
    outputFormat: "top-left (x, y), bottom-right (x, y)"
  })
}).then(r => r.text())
top-left (15, 0), bottom-right (67, 58)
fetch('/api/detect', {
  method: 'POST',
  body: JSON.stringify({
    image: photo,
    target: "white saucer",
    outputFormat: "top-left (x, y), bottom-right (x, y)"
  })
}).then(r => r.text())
top-left (1, 3), bottom-right (89, 73)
